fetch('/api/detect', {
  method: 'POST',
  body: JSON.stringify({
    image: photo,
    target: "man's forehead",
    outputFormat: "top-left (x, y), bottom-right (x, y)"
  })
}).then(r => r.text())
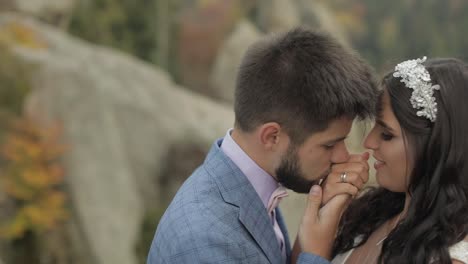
top-left (322, 117), bottom-right (353, 133)
top-left (306, 121), bottom-right (352, 143)
top-left (293, 116), bottom-right (353, 146)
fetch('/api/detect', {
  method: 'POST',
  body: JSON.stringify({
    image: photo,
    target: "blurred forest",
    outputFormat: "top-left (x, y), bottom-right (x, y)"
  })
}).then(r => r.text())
top-left (324, 0), bottom-right (468, 69)
top-left (68, 0), bottom-right (468, 84)
top-left (0, 0), bottom-right (466, 263)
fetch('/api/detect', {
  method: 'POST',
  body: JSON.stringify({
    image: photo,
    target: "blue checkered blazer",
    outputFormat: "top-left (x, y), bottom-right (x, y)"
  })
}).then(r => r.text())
top-left (147, 139), bottom-right (329, 264)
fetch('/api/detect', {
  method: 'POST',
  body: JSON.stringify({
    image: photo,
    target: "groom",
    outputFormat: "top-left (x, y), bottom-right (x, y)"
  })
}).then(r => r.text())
top-left (147, 27), bottom-right (378, 264)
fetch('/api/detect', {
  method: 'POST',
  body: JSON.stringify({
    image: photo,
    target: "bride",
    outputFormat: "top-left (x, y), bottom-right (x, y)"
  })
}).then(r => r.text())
top-left (329, 57), bottom-right (467, 263)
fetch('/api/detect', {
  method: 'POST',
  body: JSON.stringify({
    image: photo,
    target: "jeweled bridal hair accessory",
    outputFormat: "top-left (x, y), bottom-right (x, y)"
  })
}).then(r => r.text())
top-left (393, 56), bottom-right (440, 122)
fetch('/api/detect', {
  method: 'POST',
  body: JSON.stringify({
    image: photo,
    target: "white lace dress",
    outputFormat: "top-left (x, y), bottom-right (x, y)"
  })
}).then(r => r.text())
top-left (332, 239), bottom-right (468, 264)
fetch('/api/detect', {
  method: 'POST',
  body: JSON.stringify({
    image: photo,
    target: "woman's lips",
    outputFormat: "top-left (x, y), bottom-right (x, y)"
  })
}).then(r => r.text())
top-left (374, 157), bottom-right (385, 170)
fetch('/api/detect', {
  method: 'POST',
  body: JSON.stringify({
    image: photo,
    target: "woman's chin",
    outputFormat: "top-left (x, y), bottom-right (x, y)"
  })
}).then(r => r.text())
top-left (376, 175), bottom-right (406, 192)
top-left (375, 174), bottom-right (384, 187)
top-left (375, 173), bottom-right (390, 189)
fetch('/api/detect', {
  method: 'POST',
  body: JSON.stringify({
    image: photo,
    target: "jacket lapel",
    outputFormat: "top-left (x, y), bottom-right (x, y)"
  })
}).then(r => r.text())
top-left (238, 196), bottom-right (283, 264)
top-left (204, 140), bottom-right (283, 264)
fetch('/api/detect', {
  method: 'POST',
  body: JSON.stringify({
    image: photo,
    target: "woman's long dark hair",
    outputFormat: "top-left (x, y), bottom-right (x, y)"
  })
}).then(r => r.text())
top-left (332, 58), bottom-right (468, 263)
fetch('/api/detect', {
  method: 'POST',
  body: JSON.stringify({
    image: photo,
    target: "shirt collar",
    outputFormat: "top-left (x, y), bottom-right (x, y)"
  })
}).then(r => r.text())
top-left (220, 129), bottom-right (281, 209)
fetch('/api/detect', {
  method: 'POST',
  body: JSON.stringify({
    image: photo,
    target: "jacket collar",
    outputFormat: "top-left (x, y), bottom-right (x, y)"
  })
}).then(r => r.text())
top-left (204, 139), bottom-right (284, 264)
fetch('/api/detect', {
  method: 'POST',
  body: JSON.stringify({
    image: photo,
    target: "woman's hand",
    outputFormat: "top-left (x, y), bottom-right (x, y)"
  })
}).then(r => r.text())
top-left (296, 185), bottom-right (351, 260)
top-left (321, 152), bottom-right (370, 205)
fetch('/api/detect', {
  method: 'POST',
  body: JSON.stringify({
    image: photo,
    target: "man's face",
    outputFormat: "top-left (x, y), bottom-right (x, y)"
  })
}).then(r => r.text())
top-left (275, 117), bottom-right (354, 193)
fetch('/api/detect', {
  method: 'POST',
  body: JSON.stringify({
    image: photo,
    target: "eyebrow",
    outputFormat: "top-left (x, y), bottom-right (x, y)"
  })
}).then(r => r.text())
top-left (323, 136), bottom-right (347, 145)
top-left (376, 119), bottom-right (395, 133)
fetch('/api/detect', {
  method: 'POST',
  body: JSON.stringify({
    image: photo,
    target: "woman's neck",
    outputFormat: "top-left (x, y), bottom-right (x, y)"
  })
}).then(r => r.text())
top-left (401, 192), bottom-right (411, 218)
top-left (403, 193), bottom-right (411, 216)
top-left (391, 193), bottom-right (411, 230)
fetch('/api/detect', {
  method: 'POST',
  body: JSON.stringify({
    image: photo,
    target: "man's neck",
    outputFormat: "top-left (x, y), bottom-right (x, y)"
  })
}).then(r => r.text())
top-left (231, 128), bottom-right (274, 176)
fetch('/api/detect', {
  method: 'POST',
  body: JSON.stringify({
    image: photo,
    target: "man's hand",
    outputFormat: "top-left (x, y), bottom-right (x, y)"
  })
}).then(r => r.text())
top-left (321, 152), bottom-right (370, 205)
top-left (297, 185), bottom-right (351, 260)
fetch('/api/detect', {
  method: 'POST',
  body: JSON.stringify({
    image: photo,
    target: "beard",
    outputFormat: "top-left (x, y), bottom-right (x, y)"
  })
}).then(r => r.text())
top-left (275, 145), bottom-right (328, 194)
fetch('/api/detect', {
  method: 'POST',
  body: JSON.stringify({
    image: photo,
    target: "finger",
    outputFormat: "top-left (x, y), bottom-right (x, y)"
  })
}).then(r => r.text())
top-left (361, 152), bottom-right (370, 161)
top-left (329, 171), bottom-right (364, 187)
top-left (347, 152), bottom-right (370, 163)
top-left (332, 183), bottom-right (360, 197)
top-left (304, 185), bottom-right (323, 222)
top-left (321, 181), bottom-right (360, 205)
top-left (336, 168), bottom-right (370, 185)
top-left (331, 163), bottom-right (369, 178)
top-left (322, 182), bottom-right (360, 199)
top-left (360, 169), bottom-right (369, 184)
top-left (341, 156), bottom-right (370, 172)
top-left (319, 194), bottom-right (352, 224)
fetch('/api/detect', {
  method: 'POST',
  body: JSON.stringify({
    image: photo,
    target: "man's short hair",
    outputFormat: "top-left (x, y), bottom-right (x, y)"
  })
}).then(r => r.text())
top-left (234, 27), bottom-right (378, 144)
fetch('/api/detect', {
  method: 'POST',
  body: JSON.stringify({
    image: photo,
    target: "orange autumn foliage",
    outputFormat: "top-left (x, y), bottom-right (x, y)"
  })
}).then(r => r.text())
top-left (0, 118), bottom-right (68, 239)
top-left (0, 21), bottom-right (48, 50)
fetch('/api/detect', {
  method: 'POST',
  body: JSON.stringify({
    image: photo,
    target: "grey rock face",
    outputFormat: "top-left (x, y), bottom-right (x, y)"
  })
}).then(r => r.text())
top-left (210, 19), bottom-right (262, 104)
top-left (1, 14), bottom-right (233, 264)
top-left (1, 0), bottom-right (76, 27)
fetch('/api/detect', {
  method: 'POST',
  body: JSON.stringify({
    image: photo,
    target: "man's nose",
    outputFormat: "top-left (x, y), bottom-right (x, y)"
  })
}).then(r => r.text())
top-left (331, 143), bottom-right (349, 163)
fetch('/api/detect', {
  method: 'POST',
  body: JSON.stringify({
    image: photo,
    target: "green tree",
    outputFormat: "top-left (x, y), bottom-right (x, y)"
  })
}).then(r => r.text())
top-left (69, 0), bottom-right (181, 69)
top-left (324, 0), bottom-right (468, 72)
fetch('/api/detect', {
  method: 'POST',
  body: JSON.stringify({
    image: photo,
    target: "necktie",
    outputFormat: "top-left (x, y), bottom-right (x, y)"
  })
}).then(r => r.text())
top-left (267, 186), bottom-right (288, 261)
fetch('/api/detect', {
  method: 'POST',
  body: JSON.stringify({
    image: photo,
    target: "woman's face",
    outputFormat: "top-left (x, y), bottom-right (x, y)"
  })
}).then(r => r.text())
top-left (364, 90), bottom-right (413, 192)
